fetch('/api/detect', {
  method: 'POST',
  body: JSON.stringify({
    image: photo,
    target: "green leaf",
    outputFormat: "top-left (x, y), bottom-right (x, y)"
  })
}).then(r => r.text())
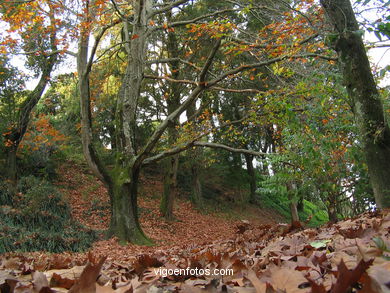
top-left (373, 237), bottom-right (388, 251)
top-left (310, 240), bottom-right (331, 248)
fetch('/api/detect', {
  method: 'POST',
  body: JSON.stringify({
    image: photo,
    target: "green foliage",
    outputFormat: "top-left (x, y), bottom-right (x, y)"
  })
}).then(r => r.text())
top-left (259, 186), bottom-right (329, 227)
top-left (0, 176), bottom-right (97, 253)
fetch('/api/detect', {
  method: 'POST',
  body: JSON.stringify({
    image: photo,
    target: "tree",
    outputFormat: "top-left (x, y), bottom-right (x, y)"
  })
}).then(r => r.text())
top-left (321, 0), bottom-right (390, 208)
top-left (0, 1), bottom-right (62, 184)
top-left (77, 0), bottom-right (307, 244)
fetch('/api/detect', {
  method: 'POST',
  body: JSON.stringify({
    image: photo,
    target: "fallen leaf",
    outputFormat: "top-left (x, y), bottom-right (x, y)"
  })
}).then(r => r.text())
top-left (68, 255), bottom-right (107, 293)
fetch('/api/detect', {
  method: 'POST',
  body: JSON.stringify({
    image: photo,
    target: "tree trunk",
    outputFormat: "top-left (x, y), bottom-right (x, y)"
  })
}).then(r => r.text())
top-left (186, 99), bottom-right (204, 207)
top-left (287, 181), bottom-right (300, 223)
top-left (191, 161), bottom-right (203, 207)
top-left (244, 153), bottom-right (257, 204)
top-left (161, 157), bottom-right (177, 220)
top-left (321, 0), bottom-right (390, 208)
top-left (108, 167), bottom-right (152, 245)
top-left (327, 194), bottom-right (338, 223)
top-left (160, 15), bottom-right (182, 219)
top-left (3, 27), bottom-right (57, 184)
top-left (5, 146), bottom-right (18, 190)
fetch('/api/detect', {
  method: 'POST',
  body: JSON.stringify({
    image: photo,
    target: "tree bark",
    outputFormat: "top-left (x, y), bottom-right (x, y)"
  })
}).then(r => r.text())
top-left (5, 146), bottom-right (17, 187)
top-left (161, 23), bottom-right (181, 219)
top-left (287, 181), bottom-right (300, 223)
top-left (186, 100), bottom-right (204, 207)
top-left (108, 167), bottom-right (152, 245)
top-left (321, 0), bottom-right (390, 208)
top-left (244, 153), bottom-right (257, 203)
top-left (327, 193), bottom-right (338, 223)
top-left (161, 157), bottom-right (177, 220)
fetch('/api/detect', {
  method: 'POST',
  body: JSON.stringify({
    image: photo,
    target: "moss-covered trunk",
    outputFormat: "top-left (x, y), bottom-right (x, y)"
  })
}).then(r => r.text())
top-left (321, 0), bottom-right (390, 208)
top-left (108, 168), bottom-right (152, 245)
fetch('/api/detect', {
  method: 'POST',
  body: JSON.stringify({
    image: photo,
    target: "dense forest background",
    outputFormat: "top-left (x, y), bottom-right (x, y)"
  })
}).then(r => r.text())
top-left (0, 0), bottom-right (389, 252)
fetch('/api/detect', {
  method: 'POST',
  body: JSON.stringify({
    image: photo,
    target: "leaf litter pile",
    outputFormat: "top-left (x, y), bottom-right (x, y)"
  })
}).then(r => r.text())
top-left (1, 210), bottom-right (389, 292)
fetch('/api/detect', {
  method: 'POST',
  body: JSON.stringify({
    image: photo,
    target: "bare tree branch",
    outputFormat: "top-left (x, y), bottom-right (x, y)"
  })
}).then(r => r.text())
top-left (144, 74), bottom-right (264, 93)
top-left (86, 19), bottom-right (121, 75)
top-left (110, 0), bottom-right (127, 20)
top-left (193, 141), bottom-right (271, 157)
top-left (206, 53), bottom-right (337, 88)
top-left (200, 39), bottom-right (222, 83)
top-left (151, 0), bottom-right (190, 17)
top-left (143, 116), bottom-right (252, 165)
top-left (146, 58), bottom-right (202, 71)
top-left (151, 9), bottom-right (236, 32)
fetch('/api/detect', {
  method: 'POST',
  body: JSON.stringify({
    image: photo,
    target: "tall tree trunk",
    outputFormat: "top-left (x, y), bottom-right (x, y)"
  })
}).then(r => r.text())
top-left (321, 0), bottom-right (390, 208)
top-left (110, 0), bottom-right (152, 243)
top-left (186, 100), bottom-right (204, 207)
top-left (160, 21), bottom-right (181, 219)
top-left (77, 0), bottom-right (153, 244)
top-left (244, 153), bottom-right (257, 203)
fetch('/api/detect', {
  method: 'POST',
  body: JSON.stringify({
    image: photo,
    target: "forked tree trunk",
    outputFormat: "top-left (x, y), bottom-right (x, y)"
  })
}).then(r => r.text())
top-left (321, 0), bottom-right (390, 208)
top-left (108, 167), bottom-right (152, 245)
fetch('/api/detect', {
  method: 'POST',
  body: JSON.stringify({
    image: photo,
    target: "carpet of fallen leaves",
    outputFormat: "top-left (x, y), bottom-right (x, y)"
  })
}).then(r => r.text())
top-left (1, 211), bottom-right (389, 292)
top-left (1, 164), bottom-right (389, 292)
top-left (53, 163), bottom-right (280, 261)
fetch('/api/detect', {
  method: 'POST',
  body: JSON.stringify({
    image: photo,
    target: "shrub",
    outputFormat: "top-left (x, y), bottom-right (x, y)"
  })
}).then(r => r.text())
top-left (0, 176), bottom-right (97, 253)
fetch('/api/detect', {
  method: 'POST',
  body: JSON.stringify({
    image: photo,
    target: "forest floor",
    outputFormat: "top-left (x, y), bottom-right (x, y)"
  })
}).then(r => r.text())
top-left (0, 162), bottom-right (389, 292)
top-left (56, 162), bottom-right (285, 262)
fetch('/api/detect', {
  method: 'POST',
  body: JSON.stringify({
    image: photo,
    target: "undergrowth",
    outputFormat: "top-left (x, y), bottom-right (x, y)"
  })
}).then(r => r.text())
top-left (0, 176), bottom-right (97, 253)
top-left (260, 190), bottom-right (328, 227)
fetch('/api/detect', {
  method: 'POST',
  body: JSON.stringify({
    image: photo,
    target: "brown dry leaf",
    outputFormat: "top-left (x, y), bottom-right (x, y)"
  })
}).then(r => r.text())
top-left (330, 251), bottom-right (358, 270)
top-left (49, 272), bottom-right (75, 289)
top-left (114, 282), bottom-right (132, 293)
top-left (48, 255), bottom-right (73, 270)
top-left (359, 272), bottom-right (379, 293)
top-left (68, 255), bottom-right (107, 293)
top-left (269, 267), bottom-right (309, 293)
top-left (246, 270), bottom-right (267, 293)
top-left (367, 260), bottom-right (390, 292)
top-left (14, 281), bottom-right (33, 293)
top-left (32, 271), bottom-right (52, 293)
top-left (2, 258), bottom-right (21, 270)
top-left (96, 283), bottom-right (116, 293)
top-left (330, 258), bottom-right (374, 293)
top-left (132, 255), bottom-right (163, 275)
top-left (0, 278), bottom-right (19, 293)
top-left (180, 283), bottom-right (204, 293)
